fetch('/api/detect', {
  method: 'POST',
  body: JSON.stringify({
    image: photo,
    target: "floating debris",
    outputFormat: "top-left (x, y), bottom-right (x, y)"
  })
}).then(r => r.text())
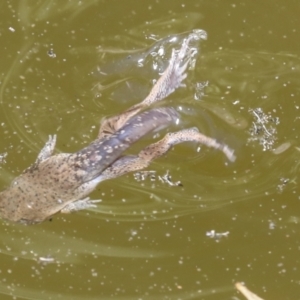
top-left (47, 48), bottom-right (57, 58)
top-left (158, 170), bottom-right (182, 187)
top-left (276, 177), bottom-right (289, 193)
top-left (206, 230), bottom-right (229, 240)
top-left (235, 282), bottom-right (265, 300)
top-left (248, 107), bottom-right (279, 151)
top-left (134, 170), bottom-right (156, 182)
top-left (0, 152), bottom-right (7, 165)
top-left (134, 170), bottom-right (182, 186)
top-left (38, 256), bottom-right (55, 264)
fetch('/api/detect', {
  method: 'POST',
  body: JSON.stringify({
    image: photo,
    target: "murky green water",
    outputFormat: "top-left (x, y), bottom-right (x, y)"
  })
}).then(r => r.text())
top-left (0, 0), bottom-right (299, 299)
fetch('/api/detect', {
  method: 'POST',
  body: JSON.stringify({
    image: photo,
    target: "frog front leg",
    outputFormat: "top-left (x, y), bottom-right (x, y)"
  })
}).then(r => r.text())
top-left (97, 128), bottom-right (236, 182)
top-left (36, 135), bottom-right (57, 162)
top-left (26, 135), bottom-right (57, 173)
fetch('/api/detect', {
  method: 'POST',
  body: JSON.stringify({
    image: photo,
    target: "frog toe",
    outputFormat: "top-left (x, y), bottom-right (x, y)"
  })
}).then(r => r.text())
top-left (61, 197), bottom-right (101, 213)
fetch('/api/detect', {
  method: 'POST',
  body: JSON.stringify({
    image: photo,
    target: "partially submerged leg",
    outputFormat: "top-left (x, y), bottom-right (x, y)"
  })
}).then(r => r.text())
top-left (138, 127), bottom-right (236, 162)
top-left (61, 197), bottom-right (101, 213)
top-left (30, 135), bottom-right (57, 169)
top-left (60, 128), bottom-right (235, 214)
top-left (99, 128), bottom-right (236, 181)
top-left (98, 35), bottom-right (198, 139)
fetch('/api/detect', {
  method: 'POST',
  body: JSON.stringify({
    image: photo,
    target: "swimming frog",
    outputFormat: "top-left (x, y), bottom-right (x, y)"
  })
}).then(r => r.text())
top-left (0, 32), bottom-right (235, 224)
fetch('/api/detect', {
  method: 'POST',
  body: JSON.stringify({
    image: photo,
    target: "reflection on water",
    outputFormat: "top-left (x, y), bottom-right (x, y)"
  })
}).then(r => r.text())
top-left (0, 0), bottom-right (300, 299)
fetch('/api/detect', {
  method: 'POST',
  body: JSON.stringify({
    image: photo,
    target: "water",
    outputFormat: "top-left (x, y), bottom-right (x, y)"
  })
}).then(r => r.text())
top-left (0, 0), bottom-right (299, 299)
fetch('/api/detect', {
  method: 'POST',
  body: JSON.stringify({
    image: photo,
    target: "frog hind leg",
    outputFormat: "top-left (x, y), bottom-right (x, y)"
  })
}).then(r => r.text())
top-left (61, 128), bottom-right (236, 213)
top-left (98, 36), bottom-right (196, 139)
top-left (98, 128), bottom-right (236, 182)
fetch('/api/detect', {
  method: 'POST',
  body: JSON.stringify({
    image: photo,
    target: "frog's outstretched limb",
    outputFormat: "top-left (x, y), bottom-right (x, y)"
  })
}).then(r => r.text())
top-left (98, 35), bottom-right (197, 139)
top-left (97, 127), bottom-right (236, 182)
top-left (61, 127), bottom-right (235, 214)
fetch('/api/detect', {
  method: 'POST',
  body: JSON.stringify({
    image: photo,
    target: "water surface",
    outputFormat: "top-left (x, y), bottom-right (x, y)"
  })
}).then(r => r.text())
top-left (0, 1), bottom-right (299, 299)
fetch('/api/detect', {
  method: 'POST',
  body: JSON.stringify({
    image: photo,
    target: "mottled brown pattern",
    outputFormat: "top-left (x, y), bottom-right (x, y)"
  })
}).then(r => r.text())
top-left (0, 31), bottom-right (235, 224)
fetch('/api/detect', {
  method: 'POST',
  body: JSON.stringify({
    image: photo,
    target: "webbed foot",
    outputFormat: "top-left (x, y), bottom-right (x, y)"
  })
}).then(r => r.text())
top-left (98, 31), bottom-right (206, 139)
top-left (61, 197), bottom-right (101, 213)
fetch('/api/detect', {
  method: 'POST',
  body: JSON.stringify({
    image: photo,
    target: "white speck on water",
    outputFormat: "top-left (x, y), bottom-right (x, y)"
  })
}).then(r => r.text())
top-left (269, 221), bottom-right (276, 230)
top-left (206, 230), bottom-right (230, 239)
top-left (39, 256), bottom-right (55, 263)
top-left (91, 269), bottom-right (98, 277)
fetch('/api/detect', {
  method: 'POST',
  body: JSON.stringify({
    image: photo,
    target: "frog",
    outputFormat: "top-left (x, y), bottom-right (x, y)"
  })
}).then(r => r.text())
top-left (0, 31), bottom-right (235, 224)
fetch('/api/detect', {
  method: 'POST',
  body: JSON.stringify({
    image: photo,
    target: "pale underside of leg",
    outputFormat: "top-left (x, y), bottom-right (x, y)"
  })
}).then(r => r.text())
top-left (99, 127), bottom-right (236, 182)
top-left (61, 197), bottom-right (101, 213)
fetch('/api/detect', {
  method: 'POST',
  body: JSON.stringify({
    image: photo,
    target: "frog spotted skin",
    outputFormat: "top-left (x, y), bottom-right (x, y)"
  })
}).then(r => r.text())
top-left (0, 32), bottom-right (235, 224)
